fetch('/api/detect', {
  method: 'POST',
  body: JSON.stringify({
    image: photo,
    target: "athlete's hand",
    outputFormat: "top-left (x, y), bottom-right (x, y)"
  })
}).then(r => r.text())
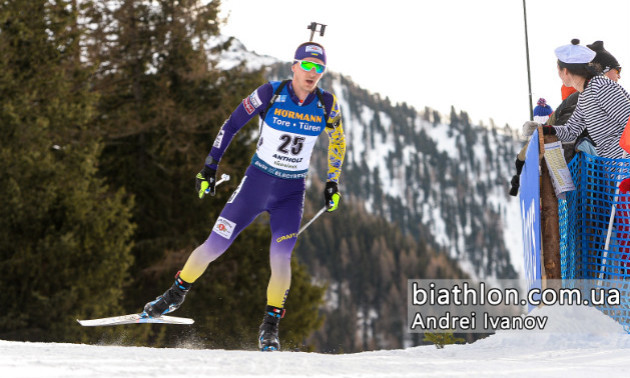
top-left (196, 165), bottom-right (217, 199)
top-left (324, 181), bottom-right (341, 212)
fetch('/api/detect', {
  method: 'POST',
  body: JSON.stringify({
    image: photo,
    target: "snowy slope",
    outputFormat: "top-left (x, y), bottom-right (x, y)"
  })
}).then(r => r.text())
top-left (3, 305), bottom-right (629, 377)
top-left (207, 35), bottom-right (278, 71)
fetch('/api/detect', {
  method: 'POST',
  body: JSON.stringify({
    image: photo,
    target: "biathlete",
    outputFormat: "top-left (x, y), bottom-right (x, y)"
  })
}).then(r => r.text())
top-left (143, 41), bottom-right (346, 351)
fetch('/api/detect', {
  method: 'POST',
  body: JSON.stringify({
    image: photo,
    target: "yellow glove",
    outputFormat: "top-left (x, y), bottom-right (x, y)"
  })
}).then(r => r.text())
top-left (195, 165), bottom-right (217, 199)
top-left (324, 182), bottom-right (341, 212)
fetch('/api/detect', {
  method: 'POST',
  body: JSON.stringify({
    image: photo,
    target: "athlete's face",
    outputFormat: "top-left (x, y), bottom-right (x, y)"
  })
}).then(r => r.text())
top-left (291, 57), bottom-right (325, 98)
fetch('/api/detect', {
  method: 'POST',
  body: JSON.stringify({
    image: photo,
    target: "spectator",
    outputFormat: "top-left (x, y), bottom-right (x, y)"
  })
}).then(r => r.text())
top-left (564, 41), bottom-right (625, 159)
top-left (522, 39), bottom-right (630, 160)
top-left (533, 98), bottom-right (553, 124)
top-left (513, 39), bottom-right (629, 196)
top-left (588, 40), bottom-right (622, 82)
top-left (509, 97), bottom-right (557, 196)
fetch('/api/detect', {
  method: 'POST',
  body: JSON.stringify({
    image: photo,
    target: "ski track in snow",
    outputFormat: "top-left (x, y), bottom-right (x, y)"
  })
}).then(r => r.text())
top-left (3, 305), bottom-right (630, 377)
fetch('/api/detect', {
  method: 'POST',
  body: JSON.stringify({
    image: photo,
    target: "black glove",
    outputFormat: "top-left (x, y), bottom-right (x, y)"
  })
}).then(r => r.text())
top-left (324, 181), bottom-right (341, 212)
top-left (196, 165), bottom-right (217, 199)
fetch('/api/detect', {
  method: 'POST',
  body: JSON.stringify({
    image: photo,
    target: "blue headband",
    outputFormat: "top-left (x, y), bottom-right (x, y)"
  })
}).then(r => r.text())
top-left (294, 43), bottom-right (326, 65)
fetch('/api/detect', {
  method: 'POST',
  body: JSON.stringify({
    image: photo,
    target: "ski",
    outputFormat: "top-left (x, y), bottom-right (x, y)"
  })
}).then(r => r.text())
top-left (77, 313), bottom-right (194, 327)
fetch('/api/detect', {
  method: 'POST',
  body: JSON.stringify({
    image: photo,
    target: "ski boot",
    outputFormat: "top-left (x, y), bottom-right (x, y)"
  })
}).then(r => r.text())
top-left (143, 271), bottom-right (192, 317)
top-left (258, 305), bottom-right (285, 351)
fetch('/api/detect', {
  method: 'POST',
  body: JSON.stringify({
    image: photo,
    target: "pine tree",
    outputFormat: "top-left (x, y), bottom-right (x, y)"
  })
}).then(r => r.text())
top-left (0, 0), bottom-right (135, 342)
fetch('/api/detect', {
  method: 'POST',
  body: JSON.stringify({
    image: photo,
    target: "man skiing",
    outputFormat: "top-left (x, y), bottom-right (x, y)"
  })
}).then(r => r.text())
top-left (143, 41), bottom-right (346, 351)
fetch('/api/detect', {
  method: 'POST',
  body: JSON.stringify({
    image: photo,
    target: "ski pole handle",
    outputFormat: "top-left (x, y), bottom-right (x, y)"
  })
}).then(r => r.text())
top-left (205, 174), bottom-right (230, 194)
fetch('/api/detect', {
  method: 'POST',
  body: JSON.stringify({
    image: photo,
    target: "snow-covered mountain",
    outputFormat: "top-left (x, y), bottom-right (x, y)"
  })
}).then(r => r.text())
top-left (209, 35), bottom-right (279, 72)
top-left (237, 43), bottom-right (525, 282)
top-left (314, 70), bottom-right (523, 282)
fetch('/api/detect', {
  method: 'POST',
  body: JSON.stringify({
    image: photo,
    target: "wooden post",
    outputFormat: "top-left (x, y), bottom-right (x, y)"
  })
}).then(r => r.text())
top-left (539, 132), bottom-right (562, 279)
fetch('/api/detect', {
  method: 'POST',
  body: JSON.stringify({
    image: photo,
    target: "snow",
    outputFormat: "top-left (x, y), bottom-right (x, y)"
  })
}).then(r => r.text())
top-left (427, 122), bottom-right (458, 160)
top-left (3, 305), bottom-right (630, 377)
top-left (207, 35), bottom-right (278, 72)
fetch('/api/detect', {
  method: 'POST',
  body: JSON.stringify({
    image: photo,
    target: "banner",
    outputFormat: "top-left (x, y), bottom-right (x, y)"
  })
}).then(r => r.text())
top-left (520, 130), bottom-right (542, 312)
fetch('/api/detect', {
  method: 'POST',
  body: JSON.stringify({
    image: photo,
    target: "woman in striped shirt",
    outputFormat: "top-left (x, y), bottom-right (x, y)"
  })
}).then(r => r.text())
top-left (523, 39), bottom-right (630, 159)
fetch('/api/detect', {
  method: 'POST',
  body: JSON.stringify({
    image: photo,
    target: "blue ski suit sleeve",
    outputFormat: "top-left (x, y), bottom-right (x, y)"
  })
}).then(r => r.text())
top-left (206, 83), bottom-right (274, 165)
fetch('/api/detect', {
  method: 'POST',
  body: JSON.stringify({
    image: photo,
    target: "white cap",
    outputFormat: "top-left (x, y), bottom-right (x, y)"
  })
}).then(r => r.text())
top-left (555, 39), bottom-right (596, 64)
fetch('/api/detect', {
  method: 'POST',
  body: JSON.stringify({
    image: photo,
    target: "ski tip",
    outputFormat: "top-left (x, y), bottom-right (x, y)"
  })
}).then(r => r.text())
top-left (76, 319), bottom-right (95, 326)
top-left (76, 319), bottom-right (94, 326)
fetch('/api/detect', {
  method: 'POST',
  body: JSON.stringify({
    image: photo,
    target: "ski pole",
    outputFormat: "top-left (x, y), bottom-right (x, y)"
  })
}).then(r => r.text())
top-left (205, 174), bottom-right (231, 195)
top-left (298, 206), bottom-right (327, 235)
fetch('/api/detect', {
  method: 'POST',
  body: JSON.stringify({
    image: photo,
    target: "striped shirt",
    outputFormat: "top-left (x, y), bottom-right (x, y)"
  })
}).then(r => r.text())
top-left (554, 75), bottom-right (630, 159)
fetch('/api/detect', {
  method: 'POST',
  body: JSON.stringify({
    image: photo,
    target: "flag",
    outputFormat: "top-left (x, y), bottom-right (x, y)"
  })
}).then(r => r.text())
top-left (619, 114), bottom-right (630, 153)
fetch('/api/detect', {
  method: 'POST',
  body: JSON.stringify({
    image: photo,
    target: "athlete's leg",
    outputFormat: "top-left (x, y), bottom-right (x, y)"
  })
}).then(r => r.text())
top-left (258, 181), bottom-right (304, 350)
top-left (180, 168), bottom-right (269, 283)
top-left (265, 182), bottom-right (305, 308)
